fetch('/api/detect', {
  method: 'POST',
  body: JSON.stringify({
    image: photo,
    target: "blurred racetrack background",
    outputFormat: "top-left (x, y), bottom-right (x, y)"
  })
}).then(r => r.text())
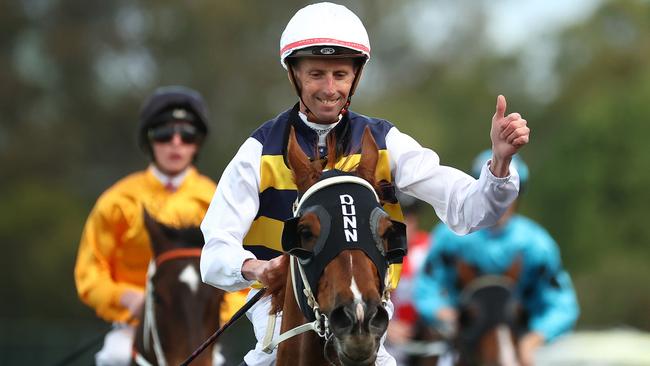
top-left (1, 0), bottom-right (649, 364)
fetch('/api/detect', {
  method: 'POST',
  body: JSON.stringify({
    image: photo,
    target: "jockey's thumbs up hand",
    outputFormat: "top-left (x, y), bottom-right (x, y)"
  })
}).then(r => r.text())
top-left (489, 95), bottom-right (530, 177)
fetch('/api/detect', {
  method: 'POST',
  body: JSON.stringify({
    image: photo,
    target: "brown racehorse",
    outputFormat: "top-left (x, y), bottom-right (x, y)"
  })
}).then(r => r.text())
top-left (131, 211), bottom-right (225, 366)
top-left (452, 258), bottom-right (525, 366)
top-left (268, 126), bottom-right (406, 366)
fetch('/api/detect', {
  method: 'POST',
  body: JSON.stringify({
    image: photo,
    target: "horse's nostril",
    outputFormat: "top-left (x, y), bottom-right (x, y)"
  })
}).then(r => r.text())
top-left (368, 305), bottom-right (388, 334)
top-left (329, 305), bottom-right (355, 337)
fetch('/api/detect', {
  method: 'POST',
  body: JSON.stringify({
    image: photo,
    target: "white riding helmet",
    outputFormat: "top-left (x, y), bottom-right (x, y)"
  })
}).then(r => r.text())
top-left (280, 2), bottom-right (371, 69)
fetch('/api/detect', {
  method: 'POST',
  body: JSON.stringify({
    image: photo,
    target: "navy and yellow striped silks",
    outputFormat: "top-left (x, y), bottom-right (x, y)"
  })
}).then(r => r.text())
top-left (243, 105), bottom-right (404, 289)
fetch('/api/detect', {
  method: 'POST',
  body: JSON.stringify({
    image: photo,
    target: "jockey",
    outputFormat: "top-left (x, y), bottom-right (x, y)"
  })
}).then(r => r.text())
top-left (413, 150), bottom-right (580, 365)
top-left (74, 86), bottom-right (247, 366)
top-left (200, 2), bottom-right (529, 366)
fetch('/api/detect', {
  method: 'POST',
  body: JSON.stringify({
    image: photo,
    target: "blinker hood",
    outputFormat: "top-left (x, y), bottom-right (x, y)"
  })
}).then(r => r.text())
top-left (281, 174), bottom-right (407, 320)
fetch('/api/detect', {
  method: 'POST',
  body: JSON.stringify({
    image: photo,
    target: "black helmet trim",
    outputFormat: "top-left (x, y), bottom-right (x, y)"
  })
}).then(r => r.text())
top-left (285, 45), bottom-right (368, 60)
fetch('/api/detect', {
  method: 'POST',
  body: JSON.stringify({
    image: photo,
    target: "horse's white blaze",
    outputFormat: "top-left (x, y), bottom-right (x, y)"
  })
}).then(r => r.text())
top-left (355, 302), bottom-right (365, 323)
top-left (496, 324), bottom-right (519, 366)
top-left (349, 253), bottom-right (364, 321)
top-left (179, 264), bottom-right (200, 294)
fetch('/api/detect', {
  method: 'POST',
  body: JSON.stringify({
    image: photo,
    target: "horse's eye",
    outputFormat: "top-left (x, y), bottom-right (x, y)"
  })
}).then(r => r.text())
top-left (298, 226), bottom-right (315, 242)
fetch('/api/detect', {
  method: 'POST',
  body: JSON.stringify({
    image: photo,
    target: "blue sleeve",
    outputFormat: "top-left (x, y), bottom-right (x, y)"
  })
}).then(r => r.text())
top-left (413, 224), bottom-right (460, 326)
top-left (524, 229), bottom-right (580, 342)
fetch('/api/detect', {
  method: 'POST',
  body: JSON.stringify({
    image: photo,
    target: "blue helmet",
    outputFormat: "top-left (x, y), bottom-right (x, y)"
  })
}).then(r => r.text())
top-left (471, 149), bottom-right (529, 192)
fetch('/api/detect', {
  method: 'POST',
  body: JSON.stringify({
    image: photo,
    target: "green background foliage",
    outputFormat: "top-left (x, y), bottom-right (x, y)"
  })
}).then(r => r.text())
top-left (1, 0), bottom-right (649, 364)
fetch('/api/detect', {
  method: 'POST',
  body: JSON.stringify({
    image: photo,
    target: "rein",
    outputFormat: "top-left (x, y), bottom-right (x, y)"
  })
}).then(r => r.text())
top-left (134, 248), bottom-right (203, 366)
top-left (180, 288), bottom-right (267, 366)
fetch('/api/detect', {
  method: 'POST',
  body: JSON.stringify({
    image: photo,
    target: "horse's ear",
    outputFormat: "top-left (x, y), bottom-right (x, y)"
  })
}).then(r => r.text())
top-left (287, 126), bottom-right (322, 192)
top-left (356, 126), bottom-right (378, 186)
top-left (457, 260), bottom-right (478, 288)
top-left (504, 255), bottom-right (523, 282)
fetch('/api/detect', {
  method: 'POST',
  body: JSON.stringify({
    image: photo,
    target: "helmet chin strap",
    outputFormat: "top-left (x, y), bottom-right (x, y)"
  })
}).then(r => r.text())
top-left (288, 62), bottom-right (365, 123)
top-left (287, 64), bottom-right (316, 121)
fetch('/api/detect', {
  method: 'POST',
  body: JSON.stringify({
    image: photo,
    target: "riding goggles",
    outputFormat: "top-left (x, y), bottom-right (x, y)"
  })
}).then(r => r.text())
top-left (148, 123), bottom-right (202, 144)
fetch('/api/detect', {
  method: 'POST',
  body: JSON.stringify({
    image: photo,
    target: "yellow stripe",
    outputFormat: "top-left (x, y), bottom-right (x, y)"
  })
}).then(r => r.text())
top-left (388, 263), bottom-right (403, 290)
top-left (383, 202), bottom-right (404, 222)
top-left (242, 216), bottom-right (284, 251)
top-left (260, 155), bottom-right (296, 191)
top-left (259, 150), bottom-right (393, 192)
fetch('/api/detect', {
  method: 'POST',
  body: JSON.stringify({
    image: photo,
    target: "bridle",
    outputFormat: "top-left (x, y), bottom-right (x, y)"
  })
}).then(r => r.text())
top-left (262, 173), bottom-right (406, 356)
top-left (133, 248), bottom-right (202, 366)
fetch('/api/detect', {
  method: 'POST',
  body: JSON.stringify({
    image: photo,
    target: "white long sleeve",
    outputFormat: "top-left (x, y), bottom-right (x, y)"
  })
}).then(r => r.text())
top-left (200, 137), bottom-right (261, 291)
top-left (386, 127), bottom-right (519, 235)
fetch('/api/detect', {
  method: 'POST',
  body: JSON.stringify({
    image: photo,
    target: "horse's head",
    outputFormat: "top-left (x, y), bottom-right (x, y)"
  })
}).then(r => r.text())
top-left (281, 126), bottom-right (406, 365)
top-left (455, 257), bottom-right (525, 366)
top-left (135, 210), bottom-right (224, 366)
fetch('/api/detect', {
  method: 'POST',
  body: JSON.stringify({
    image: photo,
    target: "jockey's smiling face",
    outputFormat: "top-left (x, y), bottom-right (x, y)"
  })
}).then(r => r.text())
top-left (292, 57), bottom-right (357, 124)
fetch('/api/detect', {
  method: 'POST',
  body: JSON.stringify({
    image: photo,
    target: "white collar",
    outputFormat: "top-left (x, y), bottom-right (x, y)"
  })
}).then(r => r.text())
top-left (149, 164), bottom-right (189, 190)
top-left (298, 111), bottom-right (340, 146)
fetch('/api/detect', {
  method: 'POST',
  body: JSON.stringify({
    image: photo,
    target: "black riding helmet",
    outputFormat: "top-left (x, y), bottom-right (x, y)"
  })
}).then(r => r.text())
top-left (137, 85), bottom-right (209, 157)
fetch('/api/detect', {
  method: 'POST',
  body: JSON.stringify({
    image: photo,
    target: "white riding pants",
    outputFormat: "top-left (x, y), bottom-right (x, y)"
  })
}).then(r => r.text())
top-left (95, 323), bottom-right (134, 366)
top-left (243, 288), bottom-right (396, 366)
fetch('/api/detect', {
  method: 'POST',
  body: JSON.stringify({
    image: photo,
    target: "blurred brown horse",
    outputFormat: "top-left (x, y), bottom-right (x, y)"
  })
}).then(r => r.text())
top-left (131, 212), bottom-right (225, 366)
top-left (268, 127), bottom-right (406, 366)
top-left (455, 258), bottom-right (525, 366)
top-left (410, 259), bottom-right (525, 366)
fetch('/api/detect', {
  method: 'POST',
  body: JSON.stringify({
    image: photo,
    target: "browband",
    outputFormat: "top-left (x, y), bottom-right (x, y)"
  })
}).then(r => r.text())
top-left (294, 174), bottom-right (379, 216)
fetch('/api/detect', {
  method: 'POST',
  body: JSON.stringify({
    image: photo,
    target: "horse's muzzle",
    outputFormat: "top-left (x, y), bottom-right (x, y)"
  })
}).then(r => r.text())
top-left (329, 302), bottom-right (388, 365)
